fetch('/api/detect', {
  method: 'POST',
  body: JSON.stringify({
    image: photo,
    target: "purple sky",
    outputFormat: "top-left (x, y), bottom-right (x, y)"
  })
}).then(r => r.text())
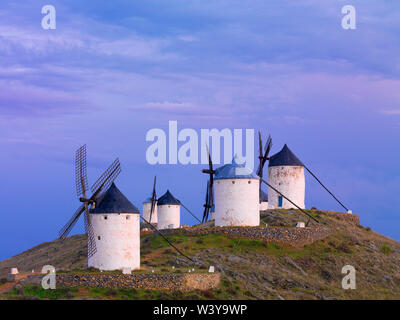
top-left (1, 1), bottom-right (399, 260)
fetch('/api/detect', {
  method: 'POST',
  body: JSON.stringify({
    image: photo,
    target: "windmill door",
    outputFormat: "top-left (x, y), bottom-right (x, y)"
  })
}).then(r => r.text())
top-left (278, 196), bottom-right (283, 207)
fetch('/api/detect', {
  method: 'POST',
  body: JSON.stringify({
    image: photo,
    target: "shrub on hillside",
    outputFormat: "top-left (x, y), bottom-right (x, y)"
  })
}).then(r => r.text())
top-left (380, 244), bottom-right (393, 255)
top-left (202, 290), bottom-right (215, 299)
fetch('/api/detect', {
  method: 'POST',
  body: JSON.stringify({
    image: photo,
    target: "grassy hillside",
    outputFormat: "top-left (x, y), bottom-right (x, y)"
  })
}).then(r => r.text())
top-left (1, 210), bottom-right (400, 300)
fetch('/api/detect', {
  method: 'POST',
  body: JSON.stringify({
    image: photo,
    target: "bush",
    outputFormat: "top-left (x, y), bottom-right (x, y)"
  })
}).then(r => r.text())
top-left (171, 291), bottom-right (184, 299)
top-left (157, 292), bottom-right (171, 300)
top-left (244, 290), bottom-right (253, 297)
top-left (185, 294), bottom-right (201, 300)
top-left (226, 287), bottom-right (238, 295)
top-left (380, 244), bottom-right (393, 255)
top-left (337, 242), bottom-right (352, 254)
top-left (106, 288), bottom-right (118, 296)
top-left (202, 290), bottom-right (215, 299)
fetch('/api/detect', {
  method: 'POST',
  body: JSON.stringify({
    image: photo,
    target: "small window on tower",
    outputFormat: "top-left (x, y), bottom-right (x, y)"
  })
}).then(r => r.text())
top-left (98, 236), bottom-right (101, 240)
top-left (248, 181), bottom-right (251, 184)
top-left (104, 215), bottom-right (107, 220)
top-left (126, 215), bottom-right (130, 220)
top-left (232, 181), bottom-right (235, 184)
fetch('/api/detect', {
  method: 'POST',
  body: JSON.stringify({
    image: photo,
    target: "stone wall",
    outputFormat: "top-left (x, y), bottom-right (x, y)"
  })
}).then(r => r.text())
top-left (321, 211), bottom-right (360, 225)
top-left (160, 226), bottom-right (331, 247)
top-left (16, 273), bottom-right (220, 292)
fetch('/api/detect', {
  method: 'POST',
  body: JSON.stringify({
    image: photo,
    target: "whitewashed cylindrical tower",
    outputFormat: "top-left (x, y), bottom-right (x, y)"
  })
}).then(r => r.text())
top-left (157, 190), bottom-right (180, 229)
top-left (259, 189), bottom-right (269, 211)
top-left (214, 158), bottom-right (260, 227)
top-left (142, 198), bottom-right (158, 224)
top-left (88, 183), bottom-right (140, 271)
top-left (267, 144), bottom-right (305, 209)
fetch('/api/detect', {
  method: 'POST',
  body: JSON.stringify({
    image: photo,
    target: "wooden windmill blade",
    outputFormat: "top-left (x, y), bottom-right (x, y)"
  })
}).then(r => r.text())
top-left (59, 204), bottom-right (85, 239)
top-left (75, 144), bottom-right (97, 255)
top-left (209, 178), bottom-right (214, 211)
top-left (60, 148), bottom-right (120, 255)
top-left (90, 158), bottom-right (121, 197)
top-left (257, 133), bottom-right (272, 177)
top-left (207, 145), bottom-right (214, 188)
top-left (85, 211), bottom-right (97, 258)
top-left (60, 145), bottom-right (90, 239)
top-left (204, 144), bottom-right (215, 191)
top-left (202, 181), bottom-right (210, 223)
top-left (208, 179), bottom-right (214, 222)
top-left (81, 206), bottom-right (97, 258)
top-left (149, 176), bottom-right (157, 223)
top-left (75, 145), bottom-right (89, 199)
top-left (256, 132), bottom-right (263, 177)
top-left (262, 135), bottom-right (272, 166)
top-left (202, 144), bottom-right (215, 223)
top-left (84, 158), bottom-right (122, 256)
top-left (206, 181), bottom-right (213, 222)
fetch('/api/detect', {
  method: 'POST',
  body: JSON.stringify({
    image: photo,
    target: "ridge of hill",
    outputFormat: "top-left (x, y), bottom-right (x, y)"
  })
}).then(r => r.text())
top-left (1, 209), bottom-right (399, 300)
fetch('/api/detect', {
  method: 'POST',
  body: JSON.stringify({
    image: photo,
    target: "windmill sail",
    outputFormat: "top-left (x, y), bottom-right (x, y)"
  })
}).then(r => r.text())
top-left (149, 176), bottom-right (157, 223)
top-left (75, 145), bottom-right (89, 198)
top-left (59, 145), bottom-right (121, 258)
top-left (202, 144), bottom-right (215, 223)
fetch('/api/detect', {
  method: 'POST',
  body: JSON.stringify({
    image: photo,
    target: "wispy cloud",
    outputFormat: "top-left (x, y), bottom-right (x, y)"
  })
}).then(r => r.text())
top-left (380, 109), bottom-right (400, 115)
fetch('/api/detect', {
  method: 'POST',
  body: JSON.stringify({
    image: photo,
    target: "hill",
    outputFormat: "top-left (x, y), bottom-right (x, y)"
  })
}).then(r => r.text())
top-left (1, 209), bottom-right (400, 300)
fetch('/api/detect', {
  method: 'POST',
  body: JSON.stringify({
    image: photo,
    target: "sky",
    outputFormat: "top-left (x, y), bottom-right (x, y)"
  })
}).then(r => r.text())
top-left (0, 0), bottom-right (399, 260)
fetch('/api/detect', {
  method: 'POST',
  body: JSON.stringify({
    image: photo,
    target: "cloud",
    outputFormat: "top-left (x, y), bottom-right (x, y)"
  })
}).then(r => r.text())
top-left (380, 109), bottom-right (400, 115)
top-left (178, 35), bottom-right (198, 42)
top-left (1, 1), bottom-right (400, 128)
top-left (0, 25), bottom-right (84, 54)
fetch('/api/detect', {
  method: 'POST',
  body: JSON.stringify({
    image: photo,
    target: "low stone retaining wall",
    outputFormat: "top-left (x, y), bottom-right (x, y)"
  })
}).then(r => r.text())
top-left (160, 226), bottom-right (331, 247)
top-left (16, 273), bottom-right (220, 292)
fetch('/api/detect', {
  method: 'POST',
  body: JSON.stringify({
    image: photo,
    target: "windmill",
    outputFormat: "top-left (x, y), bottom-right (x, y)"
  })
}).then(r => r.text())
top-left (141, 178), bottom-right (195, 263)
top-left (256, 132), bottom-right (272, 202)
top-left (202, 145), bottom-right (215, 223)
top-left (58, 145), bottom-right (121, 258)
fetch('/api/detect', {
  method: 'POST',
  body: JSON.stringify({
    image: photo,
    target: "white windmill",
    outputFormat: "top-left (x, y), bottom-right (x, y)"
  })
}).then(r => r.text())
top-left (267, 144), bottom-right (305, 209)
top-left (157, 190), bottom-right (181, 229)
top-left (89, 183), bottom-right (141, 271)
top-left (59, 145), bottom-right (140, 271)
top-left (202, 153), bottom-right (260, 227)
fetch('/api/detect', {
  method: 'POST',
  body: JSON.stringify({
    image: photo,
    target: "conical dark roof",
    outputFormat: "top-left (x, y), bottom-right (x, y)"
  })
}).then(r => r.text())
top-left (157, 190), bottom-right (180, 205)
top-left (268, 144), bottom-right (304, 167)
top-left (260, 190), bottom-right (268, 202)
top-left (90, 183), bottom-right (139, 214)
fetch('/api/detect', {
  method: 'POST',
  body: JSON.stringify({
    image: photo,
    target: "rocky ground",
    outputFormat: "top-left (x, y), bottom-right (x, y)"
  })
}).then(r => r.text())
top-left (1, 209), bottom-right (399, 300)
